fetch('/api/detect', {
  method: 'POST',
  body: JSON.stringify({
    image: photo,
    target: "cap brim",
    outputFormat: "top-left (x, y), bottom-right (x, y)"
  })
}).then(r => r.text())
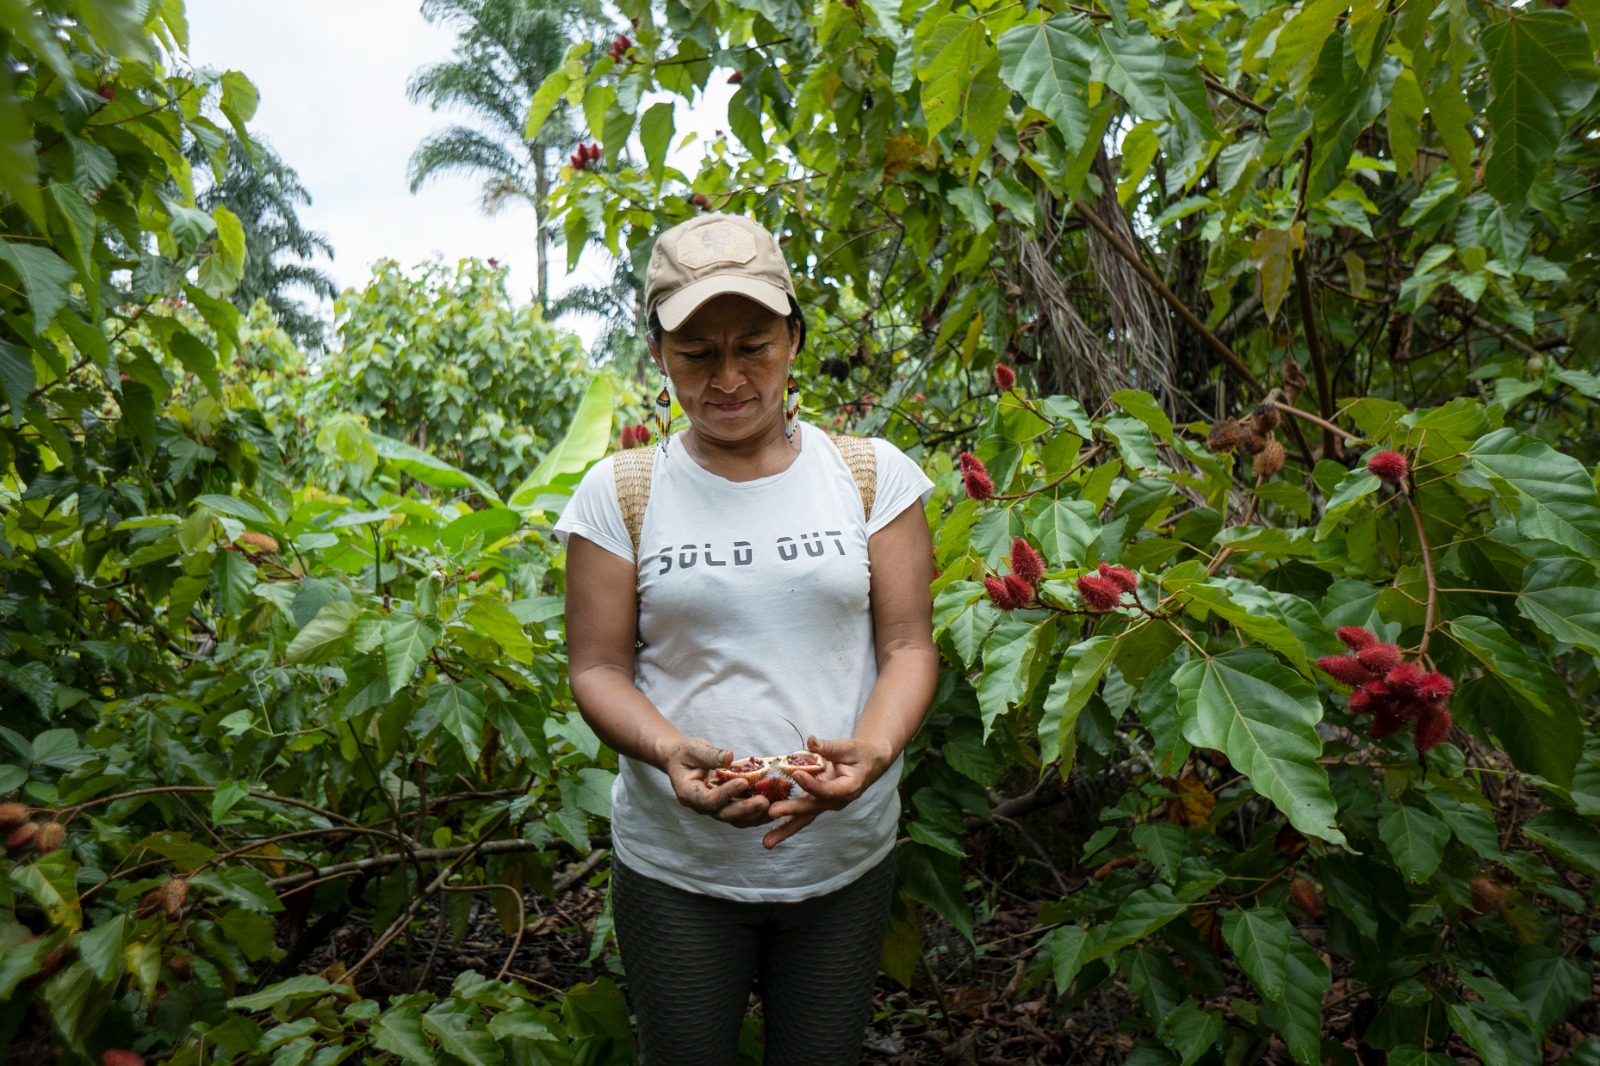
top-left (655, 276), bottom-right (791, 332)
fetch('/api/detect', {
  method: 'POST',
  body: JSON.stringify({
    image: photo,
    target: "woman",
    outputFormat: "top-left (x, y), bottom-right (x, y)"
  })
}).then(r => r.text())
top-left (554, 212), bottom-right (937, 1065)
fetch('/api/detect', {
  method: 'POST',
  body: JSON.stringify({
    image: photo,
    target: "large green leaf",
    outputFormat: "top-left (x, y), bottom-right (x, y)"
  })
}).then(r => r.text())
top-left (996, 14), bottom-right (1094, 148)
top-left (383, 615), bottom-right (441, 693)
top-left (1447, 615), bottom-right (1582, 788)
top-left (369, 430), bottom-right (502, 503)
top-left (1038, 634), bottom-right (1115, 765)
top-left (0, 337), bottom-right (35, 426)
top-left (1261, 933), bottom-right (1329, 1064)
top-left (1223, 906), bottom-right (1293, 1001)
top-left (1378, 803), bottom-right (1450, 882)
top-left (427, 681), bottom-right (487, 762)
top-left (976, 616), bottom-right (1054, 738)
top-left (1095, 26), bottom-right (1169, 124)
top-left (507, 375), bottom-right (614, 509)
top-left (1173, 651), bottom-right (1344, 845)
top-left (916, 13), bottom-right (991, 143)
top-left (0, 240), bottom-right (75, 327)
top-left (1169, 580), bottom-right (1312, 677)
top-left (284, 601), bottom-right (362, 665)
top-left (1516, 558), bottom-right (1600, 657)
top-left (1482, 11), bottom-right (1600, 205)
top-left (1467, 428), bottom-right (1600, 559)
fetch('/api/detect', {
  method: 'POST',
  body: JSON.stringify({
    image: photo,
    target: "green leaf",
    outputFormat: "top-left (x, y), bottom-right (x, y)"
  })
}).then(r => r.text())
top-left (1039, 635), bottom-right (1116, 765)
top-left (525, 68), bottom-right (571, 143)
top-left (1095, 884), bottom-right (1186, 955)
top-left (1447, 615), bottom-right (1582, 788)
top-left (284, 601), bottom-right (361, 665)
top-left (1027, 499), bottom-right (1097, 566)
top-left (1388, 67), bottom-right (1424, 180)
top-left (1516, 558), bottom-right (1600, 657)
top-left (1467, 428), bottom-right (1600, 559)
top-left (917, 14), bottom-right (990, 143)
top-left (1445, 1003), bottom-right (1512, 1066)
top-left (74, 914), bottom-right (129, 981)
top-left (1262, 933), bottom-right (1329, 1064)
top-left (10, 853), bottom-right (82, 931)
top-left (1482, 11), bottom-right (1600, 205)
top-left (0, 337), bottom-right (36, 426)
top-left (1048, 925), bottom-right (1093, 992)
top-left (1514, 944), bottom-right (1591, 1032)
top-left (0, 240), bottom-right (76, 328)
top-left (227, 974), bottom-right (338, 1012)
top-left (219, 70), bottom-right (259, 138)
top-left (464, 595), bottom-right (533, 664)
top-left (1522, 811), bottom-right (1600, 876)
top-left (1132, 822), bottom-right (1184, 885)
top-left (639, 101), bottom-right (674, 182)
top-left (383, 615), bottom-right (441, 693)
top-left (1253, 224), bottom-right (1304, 324)
top-left (1111, 390), bottom-right (1174, 444)
top-left (1378, 803), bottom-right (1450, 882)
top-left (167, 326), bottom-right (223, 399)
top-left (976, 616), bottom-right (1053, 738)
top-left (428, 681), bottom-right (487, 762)
top-left (1223, 906), bottom-right (1293, 1002)
top-left (996, 14), bottom-right (1094, 148)
top-left (369, 430), bottom-right (502, 503)
top-left (0, 69), bottom-right (45, 232)
top-left (508, 375), bottom-right (614, 509)
top-left (1171, 580), bottom-right (1311, 677)
top-left (1173, 651), bottom-right (1345, 845)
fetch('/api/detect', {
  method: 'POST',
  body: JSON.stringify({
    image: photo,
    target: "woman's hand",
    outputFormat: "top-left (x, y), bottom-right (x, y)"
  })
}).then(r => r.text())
top-left (665, 738), bottom-right (779, 829)
top-left (762, 735), bottom-right (895, 848)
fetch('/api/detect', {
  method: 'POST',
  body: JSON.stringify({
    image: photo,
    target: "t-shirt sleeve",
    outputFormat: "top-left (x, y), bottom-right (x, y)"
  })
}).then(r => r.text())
top-left (552, 456), bottom-right (635, 562)
top-left (865, 438), bottom-right (935, 537)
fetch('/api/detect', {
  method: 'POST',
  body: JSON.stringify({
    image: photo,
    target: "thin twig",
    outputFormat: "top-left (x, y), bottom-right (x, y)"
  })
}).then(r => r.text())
top-left (1403, 484), bottom-right (1439, 658)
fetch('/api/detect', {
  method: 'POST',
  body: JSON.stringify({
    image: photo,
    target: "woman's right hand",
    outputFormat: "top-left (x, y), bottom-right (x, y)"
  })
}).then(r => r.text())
top-left (664, 738), bottom-right (775, 828)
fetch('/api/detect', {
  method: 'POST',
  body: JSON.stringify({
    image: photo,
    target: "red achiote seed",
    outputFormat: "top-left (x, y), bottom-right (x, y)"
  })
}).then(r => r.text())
top-left (1366, 450), bottom-right (1410, 483)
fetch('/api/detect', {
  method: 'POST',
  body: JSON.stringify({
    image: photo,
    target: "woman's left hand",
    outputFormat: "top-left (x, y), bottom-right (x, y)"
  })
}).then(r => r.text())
top-left (761, 735), bottom-right (894, 849)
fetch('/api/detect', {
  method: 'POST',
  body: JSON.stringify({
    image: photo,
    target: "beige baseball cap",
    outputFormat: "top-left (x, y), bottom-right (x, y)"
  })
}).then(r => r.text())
top-left (645, 213), bottom-right (797, 332)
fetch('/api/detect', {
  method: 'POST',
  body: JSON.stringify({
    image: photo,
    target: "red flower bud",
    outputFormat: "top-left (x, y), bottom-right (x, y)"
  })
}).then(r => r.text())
top-left (1366, 450), bottom-right (1410, 483)
top-left (1417, 672), bottom-right (1454, 703)
top-left (1356, 643), bottom-right (1403, 675)
top-left (984, 576), bottom-right (1027, 611)
top-left (1317, 655), bottom-right (1374, 687)
top-left (1009, 538), bottom-right (1045, 587)
top-left (1076, 574), bottom-right (1122, 613)
top-left (1336, 626), bottom-right (1378, 651)
top-left (994, 363), bottom-right (1016, 391)
top-left (1097, 563), bottom-right (1138, 594)
top-left (1414, 705), bottom-right (1453, 753)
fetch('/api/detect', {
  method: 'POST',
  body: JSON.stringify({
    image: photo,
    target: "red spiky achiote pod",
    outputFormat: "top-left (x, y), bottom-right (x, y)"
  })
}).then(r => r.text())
top-left (1366, 449), bottom-right (1410, 483)
top-left (993, 363), bottom-right (1016, 391)
top-left (958, 453), bottom-right (995, 501)
top-left (1098, 563), bottom-right (1138, 594)
top-left (1356, 642), bottom-right (1403, 675)
top-left (1288, 877), bottom-right (1322, 918)
top-left (1369, 707), bottom-right (1406, 739)
top-left (0, 802), bottom-right (27, 830)
top-left (1009, 538), bottom-right (1045, 587)
top-left (1336, 626), bottom-right (1379, 651)
top-left (1469, 876), bottom-right (1505, 915)
top-left (1076, 574), bottom-right (1122, 613)
top-left (1316, 655), bottom-right (1374, 687)
top-left (984, 576), bottom-right (1031, 611)
top-left (32, 821), bottom-right (65, 854)
top-left (1413, 705), bottom-right (1453, 754)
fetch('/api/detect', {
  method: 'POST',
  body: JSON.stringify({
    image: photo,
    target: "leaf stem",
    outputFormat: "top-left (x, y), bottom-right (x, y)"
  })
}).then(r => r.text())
top-left (1403, 483), bottom-right (1438, 657)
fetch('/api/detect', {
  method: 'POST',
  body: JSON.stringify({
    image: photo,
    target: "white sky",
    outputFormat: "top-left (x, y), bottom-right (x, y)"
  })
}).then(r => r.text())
top-left (182, 1), bottom-right (731, 345)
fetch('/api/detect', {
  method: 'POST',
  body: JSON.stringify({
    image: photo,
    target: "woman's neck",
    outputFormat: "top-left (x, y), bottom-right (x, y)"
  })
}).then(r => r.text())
top-left (682, 422), bottom-right (801, 482)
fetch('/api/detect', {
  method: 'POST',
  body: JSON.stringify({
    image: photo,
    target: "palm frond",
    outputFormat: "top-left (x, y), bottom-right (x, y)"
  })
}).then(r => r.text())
top-left (407, 126), bottom-right (527, 193)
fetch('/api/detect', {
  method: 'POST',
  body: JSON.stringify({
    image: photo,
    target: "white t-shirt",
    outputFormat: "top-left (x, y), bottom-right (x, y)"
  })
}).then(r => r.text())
top-left (554, 423), bottom-right (934, 902)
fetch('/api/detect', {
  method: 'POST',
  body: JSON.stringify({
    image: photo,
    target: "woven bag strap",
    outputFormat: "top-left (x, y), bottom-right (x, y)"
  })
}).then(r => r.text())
top-left (614, 444), bottom-right (658, 559)
top-left (830, 435), bottom-right (877, 523)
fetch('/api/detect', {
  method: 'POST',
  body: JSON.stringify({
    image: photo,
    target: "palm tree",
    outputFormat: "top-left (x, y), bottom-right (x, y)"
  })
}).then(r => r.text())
top-left (407, 0), bottom-right (604, 311)
top-left (195, 134), bottom-right (339, 351)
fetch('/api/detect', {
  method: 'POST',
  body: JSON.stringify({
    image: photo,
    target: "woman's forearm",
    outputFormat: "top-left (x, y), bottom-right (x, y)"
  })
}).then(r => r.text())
top-left (569, 663), bottom-right (686, 772)
top-left (851, 641), bottom-right (940, 766)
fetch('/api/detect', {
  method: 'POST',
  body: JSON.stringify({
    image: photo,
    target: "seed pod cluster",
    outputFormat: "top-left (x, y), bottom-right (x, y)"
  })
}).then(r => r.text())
top-left (713, 752), bottom-right (827, 803)
top-left (1076, 563), bottom-right (1138, 613)
top-left (1316, 626), bottom-right (1455, 754)
top-left (1205, 398), bottom-right (1287, 479)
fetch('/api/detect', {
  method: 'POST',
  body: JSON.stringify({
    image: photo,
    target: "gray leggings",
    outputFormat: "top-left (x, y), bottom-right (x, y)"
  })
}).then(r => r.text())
top-left (609, 852), bottom-right (897, 1066)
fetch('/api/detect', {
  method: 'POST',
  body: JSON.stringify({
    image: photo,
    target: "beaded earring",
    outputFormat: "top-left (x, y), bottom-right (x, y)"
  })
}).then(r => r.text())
top-left (654, 378), bottom-right (673, 453)
top-left (784, 375), bottom-right (801, 441)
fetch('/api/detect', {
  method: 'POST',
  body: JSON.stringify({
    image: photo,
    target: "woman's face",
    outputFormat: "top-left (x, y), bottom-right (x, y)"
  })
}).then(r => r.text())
top-left (652, 293), bottom-right (800, 447)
